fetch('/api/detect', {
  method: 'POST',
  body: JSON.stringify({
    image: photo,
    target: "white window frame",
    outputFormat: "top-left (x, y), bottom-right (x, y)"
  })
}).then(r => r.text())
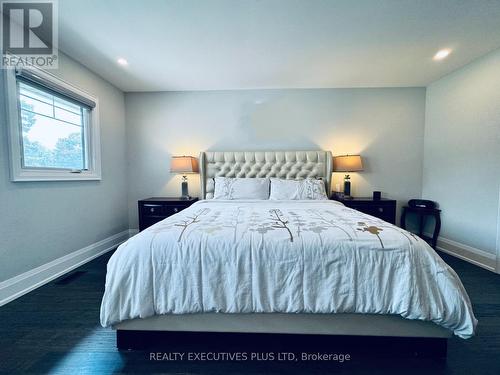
top-left (3, 66), bottom-right (101, 181)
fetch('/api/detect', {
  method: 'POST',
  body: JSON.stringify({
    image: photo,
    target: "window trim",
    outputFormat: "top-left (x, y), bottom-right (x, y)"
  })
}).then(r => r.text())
top-left (4, 66), bottom-right (101, 182)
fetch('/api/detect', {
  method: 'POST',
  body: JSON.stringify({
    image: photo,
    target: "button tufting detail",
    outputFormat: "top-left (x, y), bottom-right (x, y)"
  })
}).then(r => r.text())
top-left (201, 151), bottom-right (332, 199)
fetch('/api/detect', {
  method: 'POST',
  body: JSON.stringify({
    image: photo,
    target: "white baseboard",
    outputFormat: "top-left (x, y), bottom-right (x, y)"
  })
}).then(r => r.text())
top-left (0, 229), bottom-right (132, 307)
top-left (433, 235), bottom-right (497, 273)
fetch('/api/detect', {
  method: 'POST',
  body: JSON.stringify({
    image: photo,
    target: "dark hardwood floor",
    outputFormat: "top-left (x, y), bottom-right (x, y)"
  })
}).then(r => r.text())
top-left (1, 250), bottom-right (499, 375)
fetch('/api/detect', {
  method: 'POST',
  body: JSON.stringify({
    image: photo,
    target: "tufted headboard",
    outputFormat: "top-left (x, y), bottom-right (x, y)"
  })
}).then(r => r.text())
top-left (199, 150), bottom-right (333, 199)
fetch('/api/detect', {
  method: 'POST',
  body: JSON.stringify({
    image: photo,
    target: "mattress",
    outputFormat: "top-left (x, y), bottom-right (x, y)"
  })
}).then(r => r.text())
top-left (100, 199), bottom-right (477, 338)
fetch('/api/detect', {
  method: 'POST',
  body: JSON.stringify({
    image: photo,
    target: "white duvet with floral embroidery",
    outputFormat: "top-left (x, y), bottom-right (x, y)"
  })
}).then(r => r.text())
top-left (100, 200), bottom-right (477, 338)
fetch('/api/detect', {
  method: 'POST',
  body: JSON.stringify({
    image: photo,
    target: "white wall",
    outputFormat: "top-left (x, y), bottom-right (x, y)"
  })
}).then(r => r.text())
top-left (423, 48), bottom-right (500, 255)
top-left (0, 52), bottom-right (128, 282)
top-left (125, 88), bottom-right (426, 228)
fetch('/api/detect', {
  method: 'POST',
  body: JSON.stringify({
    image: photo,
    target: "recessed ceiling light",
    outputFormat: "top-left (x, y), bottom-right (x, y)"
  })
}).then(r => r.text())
top-left (433, 49), bottom-right (451, 61)
top-left (117, 58), bottom-right (128, 66)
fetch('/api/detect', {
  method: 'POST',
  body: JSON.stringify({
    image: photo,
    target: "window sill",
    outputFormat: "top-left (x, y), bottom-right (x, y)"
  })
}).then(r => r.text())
top-left (11, 169), bottom-right (101, 182)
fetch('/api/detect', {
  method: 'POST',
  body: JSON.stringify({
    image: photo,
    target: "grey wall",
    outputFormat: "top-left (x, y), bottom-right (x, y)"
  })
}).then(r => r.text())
top-left (423, 48), bottom-right (500, 255)
top-left (0, 53), bottom-right (128, 282)
top-left (125, 88), bottom-right (426, 228)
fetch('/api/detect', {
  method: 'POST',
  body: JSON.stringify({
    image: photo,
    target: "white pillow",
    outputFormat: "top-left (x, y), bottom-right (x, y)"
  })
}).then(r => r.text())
top-left (269, 178), bottom-right (328, 200)
top-left (213, 177), bottom-right (270, 200)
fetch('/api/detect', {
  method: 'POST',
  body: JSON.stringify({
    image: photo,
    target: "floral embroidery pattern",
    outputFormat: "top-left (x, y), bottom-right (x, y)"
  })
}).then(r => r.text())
top-left (307, 209), bottom-right (354, 240)
top-left (269, 209), bottom-right (294, 243)
top-left (307, 223), bottom-right (329, 247)
top-left (301, 179), bottom-right (328, 200)
top-left (288, 211), bottom-right (306, 237)
top-left (249, 224), bottom-right (275, 241)
top-left (357, 222), bottom-right (384, 249)
top-left (221, 178), bottom-right (236, 199)
top-left (198, 211), bottom-right (228, 235)
top-left (336, 208), bottom-right (420, 248)
top-left (375, 224), bottom-right (418, 246)
top-left (157, 203), bottom-right (418, 252)
top-left (175, 208), bottom-right (210, 242)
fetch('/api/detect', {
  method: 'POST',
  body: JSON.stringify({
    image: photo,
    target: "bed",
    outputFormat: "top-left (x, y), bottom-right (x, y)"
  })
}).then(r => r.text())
top-left (101, 150), bottom-right (477, 354)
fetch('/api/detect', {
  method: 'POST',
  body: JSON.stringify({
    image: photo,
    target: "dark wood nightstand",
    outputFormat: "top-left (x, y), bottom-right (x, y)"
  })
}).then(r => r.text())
top-left (138, 197), bottom-right (199, 231)
top-left (331, 195), bottom-right (397, 224)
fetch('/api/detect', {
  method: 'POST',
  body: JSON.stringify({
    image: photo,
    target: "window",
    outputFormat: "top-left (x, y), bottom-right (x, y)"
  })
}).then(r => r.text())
top-left (18, 81), bottom-right (89, 170)
top-left (4, 66), bottom-right (101, 181)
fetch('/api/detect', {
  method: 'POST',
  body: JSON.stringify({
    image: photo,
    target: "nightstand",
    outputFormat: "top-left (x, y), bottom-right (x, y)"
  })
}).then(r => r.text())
top-left (331, 196), bottom-right (397, 224)
top-left (138, 197), bottom-right (199, 231)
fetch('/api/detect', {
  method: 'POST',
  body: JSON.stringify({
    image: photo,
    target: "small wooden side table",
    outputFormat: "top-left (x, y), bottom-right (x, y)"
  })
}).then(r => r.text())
top-left (400, 206), bottom-right (441, 249)
top-left (331, 196), bottom-right (397, 224)
top-left (138, 197), bottom-right (199, 231)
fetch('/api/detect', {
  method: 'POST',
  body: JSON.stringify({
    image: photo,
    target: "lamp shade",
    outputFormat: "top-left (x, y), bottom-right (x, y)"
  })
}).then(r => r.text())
top-left (333, 155), bottom-right (363, 172)
top-left (170, 156), bottom-right (199, 174)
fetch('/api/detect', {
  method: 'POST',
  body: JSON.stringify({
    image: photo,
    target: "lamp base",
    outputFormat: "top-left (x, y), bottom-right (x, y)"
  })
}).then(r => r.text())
top-left (181, 179), bottom-right (190, 199)
top-left (343, 179), bottom-right (351, 197)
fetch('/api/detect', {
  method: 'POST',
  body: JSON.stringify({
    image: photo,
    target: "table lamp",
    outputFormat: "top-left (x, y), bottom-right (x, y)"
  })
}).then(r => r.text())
top-left (170, 156), bottom-right (199, 199)
top-left (333, 155), bottom-right (364, 198)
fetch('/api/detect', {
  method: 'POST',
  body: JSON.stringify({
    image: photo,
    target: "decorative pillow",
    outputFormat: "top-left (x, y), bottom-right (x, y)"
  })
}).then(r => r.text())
top-left (213, 177), bottom-right (270, 200)
top-left (269, 178), bottom-right (328, 200)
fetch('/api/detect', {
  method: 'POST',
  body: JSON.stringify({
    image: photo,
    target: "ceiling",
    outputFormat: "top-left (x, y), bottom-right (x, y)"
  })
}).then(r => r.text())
top-left (58, 0), bottom-right (500, 92)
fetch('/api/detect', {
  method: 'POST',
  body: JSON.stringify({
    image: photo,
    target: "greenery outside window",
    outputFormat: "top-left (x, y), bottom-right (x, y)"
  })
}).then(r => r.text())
top-left (4, 66), bottom-right (101, 181)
